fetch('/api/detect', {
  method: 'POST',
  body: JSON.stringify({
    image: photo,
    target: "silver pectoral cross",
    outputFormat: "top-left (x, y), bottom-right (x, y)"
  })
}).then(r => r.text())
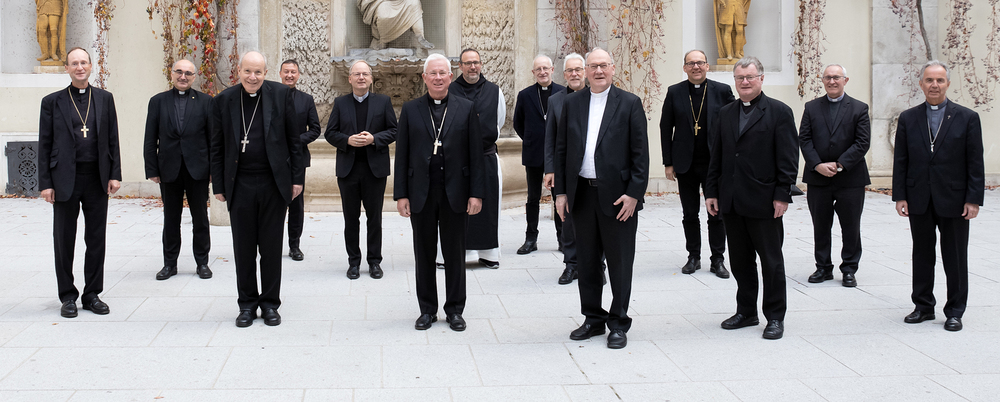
top-left (433, 140), bottom-right (442, 154)
top-left (241, 136), bottom-right (250, 152)
top-left (81, 126), bottom-right (89, 138)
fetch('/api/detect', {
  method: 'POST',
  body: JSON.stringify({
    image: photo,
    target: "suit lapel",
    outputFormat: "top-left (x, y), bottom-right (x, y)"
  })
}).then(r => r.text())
top-left (229, 88), bottom-right (242, 145)
top-left (92, 88), bottom-right (102, 137)
top-left (58, 89), bottom-right (76, 139)
top-left (914, 106), bottom-right (932, 157)
top-left (530, 84), bottom-right (544, 116)
top-left (596, 86), bottom-right (621, 148)
top-left (179, 90), bottom-right (197, 135)
top-left (261, 83), bottom-right (273, 140)
top-left (738, 95), bottom-right (766, 139)
top-left (679, 83), bottom-right (693, 129)
top-left (345, 95), bottom-right (358, 134)
top-left (165, 91), bottom-right (180, 135)
top-left (828, 96), bottom-right (847, 134)
top-left (931, 105), bottom-right (957, 158)
top-left (417, 96), bottom-right (435, 141)
top-left (365, 95), bottom-right (376, 132)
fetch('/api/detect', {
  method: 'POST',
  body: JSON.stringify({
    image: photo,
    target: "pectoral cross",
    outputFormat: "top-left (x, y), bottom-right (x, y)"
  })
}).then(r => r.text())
top-left (241, 137), bottom-right (250, 152)
top-left (80, 126), bottom-right (89, 138)
top-left (433, 140), bottom-right (442, 155)
top-left (693, 122), bottom-right (701, 137)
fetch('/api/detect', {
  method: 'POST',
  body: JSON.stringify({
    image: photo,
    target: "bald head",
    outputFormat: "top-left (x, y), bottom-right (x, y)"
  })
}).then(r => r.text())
top-left (238, 51), bottom-right (268, 94)
top-left (171, 60), bottom-right (196, 91)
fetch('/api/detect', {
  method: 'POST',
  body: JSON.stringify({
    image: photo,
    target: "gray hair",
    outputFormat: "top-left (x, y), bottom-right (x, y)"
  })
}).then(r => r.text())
top-left (920, 60), bottom-right (950, 81)
top-left (734, 56), bottom-right (763, 74)
top-left (585, 47), bottom-right (615, 66)
top-left (563, 53), bottom-right (585, 70)
top-left (534, 54), bottom-right (553, 67)
top-left (823, 64), bottom-right (847, 78)
top-left (423, 53), bottom-right (450, 74)
top-left (349, 59), bottom-right (372, 74)
top-left (683, 49), bottom-right (707, 63)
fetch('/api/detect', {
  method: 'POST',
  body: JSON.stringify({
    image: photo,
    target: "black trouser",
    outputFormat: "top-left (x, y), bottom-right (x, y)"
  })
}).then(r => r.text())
top-left (723, 212), bottom-right (787, 321)
top-left (53, 163), bottom-right (107, 303)
top-left (908, 200), bottom-right (969, 318)
top-left (573, 178), bottom-right (636, 332)
top-left (524, 165), bottom-right (560, 242)
top-left (410, 181), bottom-right (467, 316)
top-left (159, 163), bottom-right (210, 266)
top-left (557, 206), bottom-right (574, 266)
top-left (806, 185), bottom-right (864, 274)
top-left (230, 171), bottom-right (285, 311)
top-left (338, 166), bottom-right (386, 267)
top-left (676, 163), bottom-right (726, 262)
top-left (286, 172), bottom-right (305, 249)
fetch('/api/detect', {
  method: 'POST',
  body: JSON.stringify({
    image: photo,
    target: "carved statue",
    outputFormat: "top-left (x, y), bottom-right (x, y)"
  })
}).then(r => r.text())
top-left (714, 0), bottom-right (751, 64)
top-left (357, 0), bottom-right (434, 50)
top-left (36, 0), bottom-right (68, 65)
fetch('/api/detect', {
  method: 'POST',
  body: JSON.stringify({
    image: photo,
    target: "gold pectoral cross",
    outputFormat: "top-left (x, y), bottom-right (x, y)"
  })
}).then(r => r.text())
top-left (693, 122), bottom-right (701, 136)
top-left (80, 126), bottom-right (89, 138)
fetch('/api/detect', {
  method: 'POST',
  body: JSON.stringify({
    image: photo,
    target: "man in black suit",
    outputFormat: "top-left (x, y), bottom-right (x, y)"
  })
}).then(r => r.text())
top-left (211, 51), bottom-right (303, 328)
top-left (800, 64), bottom-right (871, 287)
top-left (279, 59), bottom-right (320, 262)
top-left (327, 60), bottom-right (397, 280)
top-left (705, 56), bottom-right (798, 340)
top-left (555, 48), bottom-right (648, 349)
top-left (38, 47), bottom-right (121, 318)
top-left (513, 54), bottom-right (565, 255)
top-left (544, 52), bottom-right (587, 284)
top-left (395, 53), bottom-right (484, 332)
top-left (660, 49), bottom-right (734, 279)
top-left (893, 61), bottom-right (984, 332)
top-left (144, 59), bottom-right (213, 281)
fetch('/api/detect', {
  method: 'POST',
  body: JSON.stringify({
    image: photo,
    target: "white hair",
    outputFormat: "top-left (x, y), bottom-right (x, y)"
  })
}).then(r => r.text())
top-left (349, 59), bottom-right (372, 74)
top-left (563, 53), bottom-right (585, 70)
top-left (920, 60), bottom-right (950, 81)
top-left (823, 64), bottom-right (847, 78)
top-left (423, 53), bottom-right (450, 74)
top-left (584, 47), bottom-right (614, 66)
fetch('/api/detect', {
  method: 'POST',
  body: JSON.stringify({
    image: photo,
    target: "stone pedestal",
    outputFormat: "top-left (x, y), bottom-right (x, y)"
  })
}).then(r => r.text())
top-left (32, 66), bottom-right (64, 74)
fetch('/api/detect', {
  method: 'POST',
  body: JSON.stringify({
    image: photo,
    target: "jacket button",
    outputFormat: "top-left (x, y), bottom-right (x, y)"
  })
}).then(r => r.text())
top-left (735, 153), bottom-right (739, 157)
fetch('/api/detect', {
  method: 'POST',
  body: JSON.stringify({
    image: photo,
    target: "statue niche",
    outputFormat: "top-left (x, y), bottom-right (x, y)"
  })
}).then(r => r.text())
top-left (36, 0), bottom-right (68, 66)
top-left (714, 0), bottom-right (750, 65)
top-left (357, 0), bottom-right (434, 50)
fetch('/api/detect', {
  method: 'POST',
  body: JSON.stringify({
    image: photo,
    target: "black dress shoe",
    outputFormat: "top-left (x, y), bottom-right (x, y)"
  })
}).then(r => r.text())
top-left (904, 310), bottom-right (935, 324)
top-left (346, 265), bottom-right (361, 280)
top-left (289, 247), bottom-right (304, 261)
top-left (479, 258), bottom-right (500, 269)
top-left (446, 313), bottom-right (467, 331)
top-left (607, 329), bottom-right (627, 349)
top-left (82, 297), bottom-right (109, 315)
top-left (414, 314), bottom-right (437, 330)
top-left (558, 266), bottom-right (578, 285)
top-left (261, 308), bottom-right (281, 326)
top-left (710, 260), bottom-right (730, 279)
top-left (60, 300), bottom-right (77, 318)
top-left (569, 323), bottom-right (606, 340)
top-left (235, 309), bottom-right (256, 327)
top-left (681, 257), bottom-right (701, 274)
top-left (156, 266), bottom-right (177, 280)
top-left (762, 320), bottom-right (784, 339)
top-left (516, 239), bottom-right (538, 255)
top-left (197, 264), bottom-right (213, 279)
top-left (842, 272), bottom-right (857, 287)
top-left (944, 317), bottom-right (963, 331)
top-left (808, 269), bottom-right (834, 283)
top-left (721, 313), bottom-right (759, 329)
top-left (369, 264), bottom-right (384, 279)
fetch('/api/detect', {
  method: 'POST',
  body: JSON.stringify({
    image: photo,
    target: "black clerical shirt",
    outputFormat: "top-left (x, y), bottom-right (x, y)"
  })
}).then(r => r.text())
top-left (174, 88), bottom-right (189, 132)
top-left (237, 89), bottom-right (269, 173)
top-left (353, 94), bottom-right (371, 171)
top-left (429, 94), bottom-right (448, 185)
top-left (71, 86), bottom-right (98, 163)
top-left (688, 81), bottom-right (710, 165)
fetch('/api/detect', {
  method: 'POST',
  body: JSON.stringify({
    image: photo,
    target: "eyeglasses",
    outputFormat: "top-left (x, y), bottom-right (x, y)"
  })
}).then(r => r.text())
top-left (460, 61), bottom-right (482, 67)
top-left (424, 71), bottom-right (450, 78)
top-left (350, 72), bottom-right (372, 78)
top-left (587, 63), bottom-right (612, 70)
top-left (822, 75), bottom-right (845, 82)
top-left (564, 67), bottom-right (584, 74)
top-left (68, 61), bottom-right (90, 68)
top-left (734, 74), bottom-right (761, 82)
top-left (533, 66), bottom-right (552, 72)
top-left (173, 69), bottom-right (196, 77)
top-left (684, 61), bottom-right (708, 67)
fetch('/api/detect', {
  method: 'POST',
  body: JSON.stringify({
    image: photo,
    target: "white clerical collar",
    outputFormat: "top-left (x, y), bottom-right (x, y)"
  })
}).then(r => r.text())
top-left (694, 84), bottom-right (701, 89)
top-left (178, 90), bottom-right (186, 95)
top-left (353, 91), bottom-right (370, 103)
top-left (540, 85), bottom-right (549, 91)
top-left (249, 92), bottom-right (258, 98)
top-left (77, 87), bottom-right (87, 94)
top-left (591, 85), bottom-right (611, 99)
top-left (827, 93), bottom-right (845, 103)
top-left (742, 101), bottom-right (751, 106)
top-left (928, 98), bottom-right (948, 110)
top-left (433, 99), bottom-right (442, 105)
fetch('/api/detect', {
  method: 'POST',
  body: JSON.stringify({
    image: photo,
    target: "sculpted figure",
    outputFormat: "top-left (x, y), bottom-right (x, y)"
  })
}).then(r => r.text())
top-left (714, 0), bottom-right (751, 63)
top-left (357, 0), bottom-right (434, 50)
top-left (36, 0), bottom-right (68, 63)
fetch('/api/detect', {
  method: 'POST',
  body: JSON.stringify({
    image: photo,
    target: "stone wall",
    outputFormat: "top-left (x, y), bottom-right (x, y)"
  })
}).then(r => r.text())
top-left (462, 0), bottom-right (516, 135)
top-left (282, 0), bottom-right (335, 106)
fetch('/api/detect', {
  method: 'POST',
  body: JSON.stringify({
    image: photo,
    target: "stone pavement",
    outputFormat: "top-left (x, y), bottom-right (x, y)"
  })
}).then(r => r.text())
top-left (0, 190), bottom-right (998, 402)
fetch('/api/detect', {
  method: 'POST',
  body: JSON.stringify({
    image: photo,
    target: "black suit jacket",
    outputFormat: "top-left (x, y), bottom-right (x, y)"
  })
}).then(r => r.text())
top-left (659, 79), bottom-right (734, 174)
top-left (514, 82), bottom-right (565, 167)
top-left (290, 88), bottom-right (321, 168)
top-left (38, 85), bottom-right (122, 202)
top-left (892, 100), bottom-right (984, 217)
top-left (554, 85), bottom-right (649, 217)
top-left (143, 88), bottom-right (213, 182)
top-left (705, 93), bottom-right (799, 219)
top-left (393, 94), bottom-right (485, 214)
top-left (799, 94), bottom-right (871, 187)
top-left (210, 81), bottom-right (303, 207)
top-left (325, 93), bottom-right (398, 178)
